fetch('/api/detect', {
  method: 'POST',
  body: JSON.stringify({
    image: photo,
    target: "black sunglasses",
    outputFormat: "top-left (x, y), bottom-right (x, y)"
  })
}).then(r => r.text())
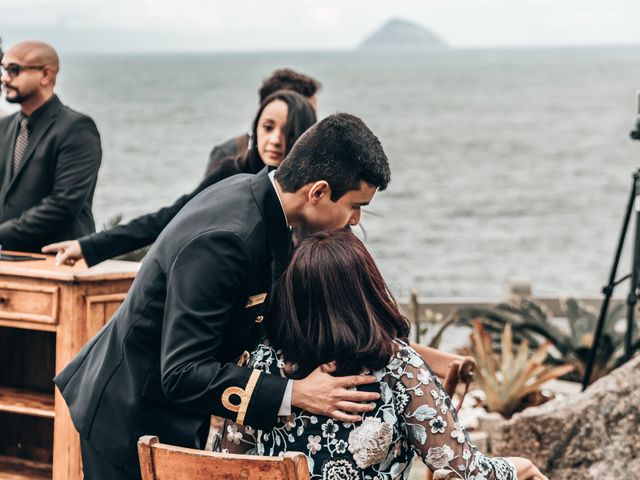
top-left (0, 64), bottom-right (46, 78)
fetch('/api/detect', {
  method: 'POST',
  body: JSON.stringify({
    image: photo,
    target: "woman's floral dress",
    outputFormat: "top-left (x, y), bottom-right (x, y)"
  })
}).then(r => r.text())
top-left (218, 341), bottom-right (515, 480)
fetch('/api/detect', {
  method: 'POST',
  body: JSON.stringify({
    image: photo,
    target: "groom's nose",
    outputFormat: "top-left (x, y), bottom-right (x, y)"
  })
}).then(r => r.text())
top-left (348, 209), bottom-right (361, 226)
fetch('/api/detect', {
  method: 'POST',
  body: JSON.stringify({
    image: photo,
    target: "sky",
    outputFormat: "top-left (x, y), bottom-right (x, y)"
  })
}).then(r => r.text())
top-left (1, 0), bottom-right (640, 53)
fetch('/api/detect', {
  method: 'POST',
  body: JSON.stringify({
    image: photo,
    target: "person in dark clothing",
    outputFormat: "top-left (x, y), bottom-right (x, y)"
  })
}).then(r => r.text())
top-left (43, 90), bottom-right (315, 266)
top-left (204, 68), bottom-right (321, 176)
top-left (54, 113), bottom-right (391, 479)
top-left (220, 230), bottom-right (548, 480)
top-left (0, 41), bottom-right (101, 251)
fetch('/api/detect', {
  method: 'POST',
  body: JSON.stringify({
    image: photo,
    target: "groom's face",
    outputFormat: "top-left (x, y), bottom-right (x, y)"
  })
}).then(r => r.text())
top-left (303, 180), bottom-right (377, 233)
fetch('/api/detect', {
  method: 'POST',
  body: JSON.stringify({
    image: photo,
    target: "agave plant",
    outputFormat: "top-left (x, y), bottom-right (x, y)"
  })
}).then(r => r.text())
top-left (560, 298), bottom-right (634, 381)
top-left (456, 297), bottom-right (639, 383)
top-left (467, 322), bottom-right (574, 417)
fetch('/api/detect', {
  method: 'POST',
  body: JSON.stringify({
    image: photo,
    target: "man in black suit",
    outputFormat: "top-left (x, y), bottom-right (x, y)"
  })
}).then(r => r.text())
top-left (0, 41), bottom-right (101, 252)
top-left (54, 113), bottom-right (391, 479)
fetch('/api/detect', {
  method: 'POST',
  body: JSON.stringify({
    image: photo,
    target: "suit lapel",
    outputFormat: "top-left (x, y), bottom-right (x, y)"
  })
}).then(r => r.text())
top-left (250, 168), bottom-right (292, 285)
top-left (7, 96), bottom-right (61, 194)
top-left (270, 228), bottom-right (292, 286)
top-left (0, 114), bottom-right (20, 194)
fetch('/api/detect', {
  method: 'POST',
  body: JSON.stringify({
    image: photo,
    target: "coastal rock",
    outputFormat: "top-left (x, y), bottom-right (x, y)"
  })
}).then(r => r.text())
top-left (358, 18), bottom-right (447, 52)
top-left (490, 354), bottom-right (640, 479)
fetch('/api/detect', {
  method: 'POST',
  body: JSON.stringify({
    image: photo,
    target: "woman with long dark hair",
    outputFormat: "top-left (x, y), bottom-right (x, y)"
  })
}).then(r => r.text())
top-left (42, 89), bottom-right (317, 265)
top-left (220, 230), bottom-right (548, 480)
top-left (212, 89), bottom-right (317, 180)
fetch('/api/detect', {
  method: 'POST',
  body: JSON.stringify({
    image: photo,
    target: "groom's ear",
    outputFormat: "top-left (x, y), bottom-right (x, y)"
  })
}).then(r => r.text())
top-left (308, 181), bottom-right (331, 205)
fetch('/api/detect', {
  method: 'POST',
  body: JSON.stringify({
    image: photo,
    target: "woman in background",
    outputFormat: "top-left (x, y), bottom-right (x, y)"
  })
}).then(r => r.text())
top-left (43, 89), bottom-right (316, 265)
top-left (220, 229), bottom-right (548, 480)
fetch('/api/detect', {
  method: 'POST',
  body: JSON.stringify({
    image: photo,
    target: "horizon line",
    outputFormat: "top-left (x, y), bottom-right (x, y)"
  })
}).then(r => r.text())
top-left (51, 42), bottom-right (640, 55)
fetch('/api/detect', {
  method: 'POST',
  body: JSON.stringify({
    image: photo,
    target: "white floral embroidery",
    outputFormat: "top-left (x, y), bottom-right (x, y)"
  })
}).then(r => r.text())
top-left (425, 444), bottom-right (455, 469)
top-left (321, 458), bottom-right (359, 480)
top-left (347, 417), bottom-right (393, 468)
top-left (417, 368), bottom-right (432, 384)
top-left (451, 422), bottom-right (466, 444)
top-left (335, 439), bottom-right (348, 454)
top-left (307, 435), bottom-right (322, 454)
top-left (283, 414), bottom-right (296, 431)
top-left (220, 341), bottom-right (516, 480)
top-left (226, 425), bottom-right (243, 445)
top-left (321, 419), bottom-right (338, 439)
top-left (430, 415), bottom-right (447, 434)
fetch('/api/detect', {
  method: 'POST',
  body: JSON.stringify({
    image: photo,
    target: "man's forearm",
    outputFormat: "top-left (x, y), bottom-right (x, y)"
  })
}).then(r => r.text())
top-left (410, 342), bottom-right (465, 381)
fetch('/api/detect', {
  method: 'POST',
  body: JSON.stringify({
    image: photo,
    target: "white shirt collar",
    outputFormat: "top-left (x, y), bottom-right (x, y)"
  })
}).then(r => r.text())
top-left (268, 169), bottom-right (290, 227)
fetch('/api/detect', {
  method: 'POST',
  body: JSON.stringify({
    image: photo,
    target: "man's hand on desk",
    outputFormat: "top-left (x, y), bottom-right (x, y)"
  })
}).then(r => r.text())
top-left (42, 240), bottom-right (84, 266)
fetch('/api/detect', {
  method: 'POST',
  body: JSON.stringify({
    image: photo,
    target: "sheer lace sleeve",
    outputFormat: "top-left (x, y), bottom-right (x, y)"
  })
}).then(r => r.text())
top-left (388, 343), bottom-right (516, 479)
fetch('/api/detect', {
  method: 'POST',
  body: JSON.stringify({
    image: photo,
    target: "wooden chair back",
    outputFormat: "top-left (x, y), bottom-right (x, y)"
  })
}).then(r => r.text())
top-left (137, 436), bottom-right (310, 480)
top-left (419, 345), bottom-right (475, 409)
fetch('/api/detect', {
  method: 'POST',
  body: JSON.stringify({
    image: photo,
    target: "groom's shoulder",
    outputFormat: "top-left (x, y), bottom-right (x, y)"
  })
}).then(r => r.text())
top-left (195, 172), bottom-right (257, 209)
top-left (156, 173), bottom-right (268, 255)
top-left (188, 173), bottom-right (264, 229)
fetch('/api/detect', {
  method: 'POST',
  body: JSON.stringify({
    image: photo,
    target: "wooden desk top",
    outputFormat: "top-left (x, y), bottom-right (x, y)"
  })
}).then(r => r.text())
top-left (0, 251), bottom-right (140, 282)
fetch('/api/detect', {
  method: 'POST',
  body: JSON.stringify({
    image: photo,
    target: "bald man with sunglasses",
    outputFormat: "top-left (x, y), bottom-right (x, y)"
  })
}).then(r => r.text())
top-left (0, 41), bottom-right (101, 252)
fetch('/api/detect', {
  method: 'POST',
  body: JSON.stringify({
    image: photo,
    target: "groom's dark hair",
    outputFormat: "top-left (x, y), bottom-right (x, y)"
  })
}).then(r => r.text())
top-left (274, 113), bottom-right (391, 201)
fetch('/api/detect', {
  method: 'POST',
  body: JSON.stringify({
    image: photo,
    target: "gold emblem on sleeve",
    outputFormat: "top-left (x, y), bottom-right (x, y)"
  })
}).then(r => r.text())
top-left (220, 369), bottom-right (261, 425)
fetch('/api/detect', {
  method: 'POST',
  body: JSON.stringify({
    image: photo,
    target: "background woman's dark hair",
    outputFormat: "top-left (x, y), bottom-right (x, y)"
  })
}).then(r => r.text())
top-left (265, 229), bottom-right (410, 379)
top-left (259, 68), bottom-right (321, 102)
top-left (234, 89), bottom-right (317, 174)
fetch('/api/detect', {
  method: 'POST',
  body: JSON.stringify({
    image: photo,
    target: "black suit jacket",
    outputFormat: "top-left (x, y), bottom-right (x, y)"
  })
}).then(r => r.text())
top-left (54, 169), bottom-right (290, 475)
top-left (0, 95), bottom-right (101, 252)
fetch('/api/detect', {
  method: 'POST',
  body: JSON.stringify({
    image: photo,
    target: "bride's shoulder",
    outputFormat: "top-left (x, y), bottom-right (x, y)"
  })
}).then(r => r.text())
top-left (374, 339), bottom-right (428, 380)
top-left (392, 339), bottom-right (425, 366)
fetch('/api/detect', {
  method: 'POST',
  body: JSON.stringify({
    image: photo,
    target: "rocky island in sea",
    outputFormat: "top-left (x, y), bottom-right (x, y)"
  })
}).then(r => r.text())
top-left (358, 18), bottom-right (448, 51)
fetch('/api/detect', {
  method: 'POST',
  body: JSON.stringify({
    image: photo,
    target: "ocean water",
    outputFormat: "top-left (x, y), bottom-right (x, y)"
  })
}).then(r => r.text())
top-left (4, 47), bottom-right (640, 298)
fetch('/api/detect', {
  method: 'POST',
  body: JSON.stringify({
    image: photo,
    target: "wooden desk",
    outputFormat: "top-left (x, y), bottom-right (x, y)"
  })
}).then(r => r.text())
top-left (0, 252), bottom-right (139, 480)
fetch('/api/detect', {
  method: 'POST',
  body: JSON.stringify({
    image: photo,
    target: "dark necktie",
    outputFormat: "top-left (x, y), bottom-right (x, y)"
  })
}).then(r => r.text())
top-left (12, 117), bottom-right (30, 177)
